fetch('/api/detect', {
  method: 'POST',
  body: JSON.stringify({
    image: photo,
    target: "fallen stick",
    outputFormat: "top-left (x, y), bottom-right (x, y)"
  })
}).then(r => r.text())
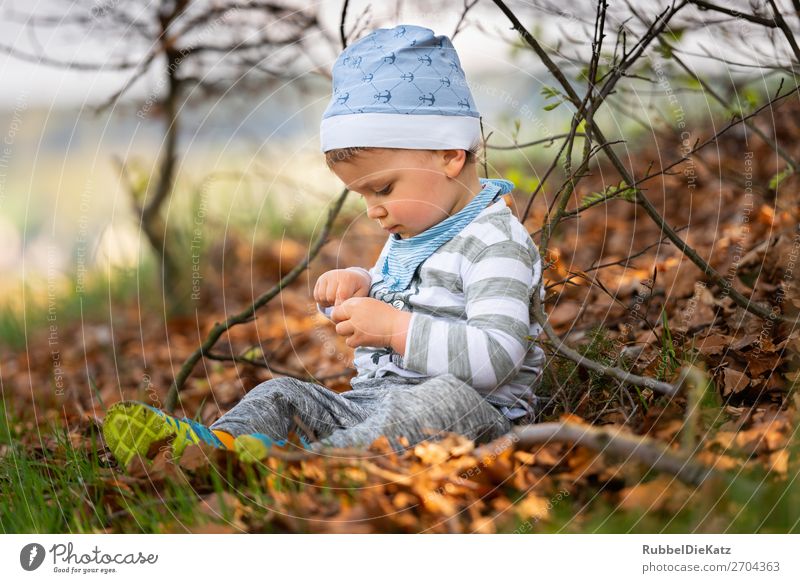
top-left (511, 421), bottom-right (716, 486)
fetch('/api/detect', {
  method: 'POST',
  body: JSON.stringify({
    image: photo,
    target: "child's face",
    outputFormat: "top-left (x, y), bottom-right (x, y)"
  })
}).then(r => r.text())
top-left (330, 148), bottom-right (472, 239)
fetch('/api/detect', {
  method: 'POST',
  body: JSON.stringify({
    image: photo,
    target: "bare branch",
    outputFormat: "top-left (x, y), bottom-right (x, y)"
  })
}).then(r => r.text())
top-left (164, 187), bottom-right (352, 412)
top-left (486, 132), bottom-right (588, 150)
top-left (512, 420), bottom-right (716, 486)
top-left (0, 42), bottom-right (141, 70)
top-left (767, 0), bottom-right (800, 63)
top-left (493, 0), bottom-right (800, 324)
top-left (687, 0), bottom-right (778, 28)
top-left (452, 0), bottom-right (479, 40)
top-left (531, 287), bottom-right (679, 398)
top-left (340, 0), bottom-right (350, 49)
top-left (205, 351), bottom-right (354, 383)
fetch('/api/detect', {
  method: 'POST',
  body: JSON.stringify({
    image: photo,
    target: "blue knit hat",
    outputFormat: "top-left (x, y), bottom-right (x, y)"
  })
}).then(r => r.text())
top-left (320, 24), bottom-right (480, 152)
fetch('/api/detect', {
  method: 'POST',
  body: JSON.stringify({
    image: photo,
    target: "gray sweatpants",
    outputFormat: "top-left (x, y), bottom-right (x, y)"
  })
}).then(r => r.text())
top-left (209, 374), bottom-right (512, 453)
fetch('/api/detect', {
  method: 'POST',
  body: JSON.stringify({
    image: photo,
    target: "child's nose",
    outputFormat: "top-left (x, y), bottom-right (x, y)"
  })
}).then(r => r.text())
top-left (366, 203), bottom-right (387, 220)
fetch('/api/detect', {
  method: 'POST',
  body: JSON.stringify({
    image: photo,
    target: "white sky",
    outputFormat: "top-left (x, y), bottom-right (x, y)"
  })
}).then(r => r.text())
top-left (2, 0), bottom-right (783, 108)
top-left (1, 0), bottom-right (522, 107)
top-left (0, 0), bottom-right (790, 109)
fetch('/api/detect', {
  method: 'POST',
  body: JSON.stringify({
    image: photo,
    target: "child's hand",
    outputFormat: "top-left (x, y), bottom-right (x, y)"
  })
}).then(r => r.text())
top-left (331, 297), bottom-right (411, 354)
top-left (314, 269), bottom-right (371, 308)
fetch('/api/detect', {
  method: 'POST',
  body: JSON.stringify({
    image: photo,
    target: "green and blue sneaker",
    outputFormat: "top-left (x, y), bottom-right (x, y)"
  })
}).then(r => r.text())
top-left (102, 401), bottom-right (224, 467)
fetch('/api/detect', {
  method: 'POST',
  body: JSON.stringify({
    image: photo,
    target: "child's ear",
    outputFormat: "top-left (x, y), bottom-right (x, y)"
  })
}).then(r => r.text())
top-left (441, 149), bottom-right (467, 178)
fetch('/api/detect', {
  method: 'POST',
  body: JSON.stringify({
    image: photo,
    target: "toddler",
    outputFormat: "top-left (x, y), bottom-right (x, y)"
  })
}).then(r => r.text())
top-left (103, 24), bottom-right (545, 465)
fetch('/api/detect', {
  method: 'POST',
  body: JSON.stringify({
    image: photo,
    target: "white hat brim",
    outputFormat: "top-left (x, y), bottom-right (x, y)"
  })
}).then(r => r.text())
top-left (320, 113), bottom-right (481, 152)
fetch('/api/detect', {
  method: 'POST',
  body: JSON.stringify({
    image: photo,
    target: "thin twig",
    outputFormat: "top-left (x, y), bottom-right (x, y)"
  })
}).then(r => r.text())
top-left (452, 0), bottom-right (479, 40)
top-left (532, 288), bottom-right (679, 397)
top-left (205, 351), bottom-right (354, 383)
top-left (487, 132), bottom-right (588, 150)
top-left (687, 0), bottom-right (777, 27)
top-left (493, 0), bottom-right (800, 324)
top-left (164, 188), bottom-right (351, 412)
top-left (339, 0), bottom-right (350, 49)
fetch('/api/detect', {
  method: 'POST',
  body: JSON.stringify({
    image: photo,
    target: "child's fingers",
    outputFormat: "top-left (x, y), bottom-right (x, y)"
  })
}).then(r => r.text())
top-left (335, 280), bottom-right (355, 305)
top-left (313, 277), bottom-right (321, 302)
top-left (314, 273), bottom-right (329, 303)
top-left (325, 277), bottom-right (339, 306)
top-left (334, 320), bottom-right (354, 337)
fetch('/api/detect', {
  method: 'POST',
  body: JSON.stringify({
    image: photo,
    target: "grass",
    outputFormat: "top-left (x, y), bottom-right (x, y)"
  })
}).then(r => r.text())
top-left (0, 259), bottom-right (160, 351)
top-left (0, 402), bottom-right (290, 533)
top-left (540, 464), bottom-right (800, 533)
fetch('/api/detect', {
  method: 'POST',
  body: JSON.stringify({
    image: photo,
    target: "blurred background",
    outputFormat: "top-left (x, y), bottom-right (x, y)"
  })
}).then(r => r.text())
top-left (1, 0), bottom-right (745, 299)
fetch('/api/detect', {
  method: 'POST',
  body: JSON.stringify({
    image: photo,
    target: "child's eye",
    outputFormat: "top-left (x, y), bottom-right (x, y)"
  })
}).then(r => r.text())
top-left (375, 185), bottom-right (392, 195)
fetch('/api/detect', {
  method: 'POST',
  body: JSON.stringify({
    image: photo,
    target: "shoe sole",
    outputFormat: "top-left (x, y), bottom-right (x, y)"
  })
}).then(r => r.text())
top-left (103, 402), bottom-right (197, 467)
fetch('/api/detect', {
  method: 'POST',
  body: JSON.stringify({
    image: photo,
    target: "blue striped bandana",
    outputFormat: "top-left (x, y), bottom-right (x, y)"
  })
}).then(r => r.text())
top-left (380, 178), bottom-right (514, 292)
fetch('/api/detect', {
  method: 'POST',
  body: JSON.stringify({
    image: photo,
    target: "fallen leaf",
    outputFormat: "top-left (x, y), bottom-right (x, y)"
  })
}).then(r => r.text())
top-left (515, 494), bottom-right (550, 521)
top-left (722, 367), bottom-right (750, 396)
top-left (697, 334), bottom-right (732, 356)
top-left (768, 450), bottom-right (788, 475)
top-left (178, 444), bottom-right (212, 471)
top-left (513, 451), bottom-right (536, 465)
top-left (618, 476), bottom-right (688, 512)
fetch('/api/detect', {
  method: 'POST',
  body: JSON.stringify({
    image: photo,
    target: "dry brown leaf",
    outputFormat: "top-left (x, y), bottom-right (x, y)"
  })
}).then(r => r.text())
top-left (515, 494), bottom-right (550, 521)
top-left (469, 515), bottom-right (496, 534)
top-left (652, 419), bottom-right (684, 441)
top-left (197, 491), bottom-right (246, 531)
top-left (420, 491), bottom-right (457, 515)
top-left (178, 444), bottom-right (212, 471)
top-left (548, 301), bottom-right (582, 329)
top-left (535, 446), bottom-right (563, 467)
top-left (697, 334), bottom-right (732, 356)
top-left (513, 451), bottom-right (536, 465)
top-left (736, 421), bottom-right (788, 454)
top-left (696, 450), bottom-right (741, 471)
top-left (722, 367), bottom-right (750, 396)
top-left (413, 441), bottom-right (450, 465)
top-left (618, 476), bottom-right (688, 512)
top-left (560, 413), bottom-right (589, 425)
top-left (745, 352), bottom-right (783, 377)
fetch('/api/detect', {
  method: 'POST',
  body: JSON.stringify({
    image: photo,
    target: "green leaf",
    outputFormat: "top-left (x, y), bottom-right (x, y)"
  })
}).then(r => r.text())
top-left (679, 76), bottom-right (700, 91)
top-left (581, 190), bottom-right (607, 206)
top-left (540, 86), bottom-right (560, 99)
top-left (241, 346), bottom-right (265, 361)
top-left (743, 87), bottom-right (760, 110)
top-left (543, 101), bottom-right (562, 111)
top-left (769, 167), bottom-right (793, 190)
top-left (580, 180), bottom-right (634, 207)
top-left (619, 185), bottom-right (637, 203)
top-left (667, 28), bottom-right (685, 43)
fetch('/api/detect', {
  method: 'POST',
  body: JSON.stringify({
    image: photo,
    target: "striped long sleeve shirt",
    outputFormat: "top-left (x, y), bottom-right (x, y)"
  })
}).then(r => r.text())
top-left (320, 195), bottom-right (545, 420)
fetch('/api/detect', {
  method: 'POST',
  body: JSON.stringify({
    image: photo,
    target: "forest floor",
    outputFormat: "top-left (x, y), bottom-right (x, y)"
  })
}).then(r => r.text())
top-left (1, 102), bottom-right (799, 533)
